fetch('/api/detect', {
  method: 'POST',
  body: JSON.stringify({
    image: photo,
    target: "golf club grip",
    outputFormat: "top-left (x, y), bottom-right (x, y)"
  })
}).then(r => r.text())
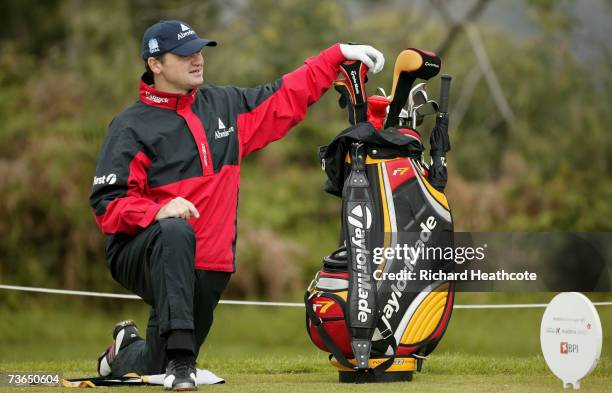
top-left (439, 74), bottom-right (452, 114)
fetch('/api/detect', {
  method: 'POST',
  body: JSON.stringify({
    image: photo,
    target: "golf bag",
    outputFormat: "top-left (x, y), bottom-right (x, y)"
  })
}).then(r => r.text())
top-left (305, 49), bottom-right (454, 383)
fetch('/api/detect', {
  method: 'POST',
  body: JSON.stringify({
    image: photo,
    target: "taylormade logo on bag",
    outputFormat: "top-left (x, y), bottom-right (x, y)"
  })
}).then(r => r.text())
top-left (425, 62), bottom-right (440, 68)
top-left (410, 216), bottom-right (437, 265)
top-left (378, 215), bottom-right (437, 331)
top-left (350, 70), bottom-right (360, 95)
top-left (348, 204), bottom-right (373, 323)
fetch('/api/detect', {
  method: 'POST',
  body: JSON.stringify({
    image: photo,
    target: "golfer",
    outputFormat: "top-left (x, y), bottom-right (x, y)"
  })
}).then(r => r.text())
top-left (89, 20), bottom-right (384, 391)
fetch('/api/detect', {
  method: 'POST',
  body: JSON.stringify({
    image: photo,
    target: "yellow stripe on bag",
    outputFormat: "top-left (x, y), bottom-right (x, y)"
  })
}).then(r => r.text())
top-left (377, 163), bottom-right (391, 234)
top-left (413, 295), bottom-right (447, 341)
top-left (345, 155), bottom-right (407, 165)
top-left (401, 284), bottom-right (449, 344)
top-left (418, 172), bottom-right (450, 210)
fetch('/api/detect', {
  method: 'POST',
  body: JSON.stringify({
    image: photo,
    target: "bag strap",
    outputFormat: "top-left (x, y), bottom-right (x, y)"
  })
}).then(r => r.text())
top-left (343, 143), bottom-right (379, 370)
top-left (304, 291), bottom-right (355, 370)
top-left (305, 290), bottom-right (403, 375)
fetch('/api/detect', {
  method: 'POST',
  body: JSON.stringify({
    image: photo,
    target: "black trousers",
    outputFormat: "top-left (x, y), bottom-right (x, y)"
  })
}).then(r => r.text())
top-left (106, 218), bottom-right (231, 376)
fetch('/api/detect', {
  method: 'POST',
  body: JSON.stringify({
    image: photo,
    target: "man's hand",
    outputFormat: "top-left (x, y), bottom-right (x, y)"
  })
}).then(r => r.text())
top-left (155, 197), bottom-right (200, 220)
top-left (339, 44), bottom-right (385, 74)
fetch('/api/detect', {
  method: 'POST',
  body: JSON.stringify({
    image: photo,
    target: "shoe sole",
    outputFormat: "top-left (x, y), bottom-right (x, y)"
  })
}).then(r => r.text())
top-left (166, 382), bottom-right (197, 391)
top-left (113, 320), bottom-right (137, 338)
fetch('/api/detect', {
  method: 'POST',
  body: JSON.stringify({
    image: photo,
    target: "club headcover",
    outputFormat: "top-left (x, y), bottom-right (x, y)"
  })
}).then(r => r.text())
top-left (386, 48), bottom-right (441, 128)
top-left (367, 95), bottom-right (390, 130)
top-left (338, 61), bottom-right (369, 124)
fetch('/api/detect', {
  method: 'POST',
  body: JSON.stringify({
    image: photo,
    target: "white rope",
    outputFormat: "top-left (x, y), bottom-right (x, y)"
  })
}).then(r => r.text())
top-left (1, 284), bottom-right (611, 309)
top-left (0, 284), bottom-right (304, 307)
top-left (217, 299), bottom-right (303, 308)
top-left (1, 284), bottom-right (140, 299)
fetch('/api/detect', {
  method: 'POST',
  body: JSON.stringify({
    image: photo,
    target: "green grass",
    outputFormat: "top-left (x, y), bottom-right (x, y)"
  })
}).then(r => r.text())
top-left (0, 293), bottom-right (610, 392)
top-left (1, 355), bottom-right (610, 392)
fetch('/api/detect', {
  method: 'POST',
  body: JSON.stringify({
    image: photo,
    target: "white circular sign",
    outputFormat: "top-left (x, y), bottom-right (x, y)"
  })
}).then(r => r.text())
top-left (540, 292), bottom-right (602, 389)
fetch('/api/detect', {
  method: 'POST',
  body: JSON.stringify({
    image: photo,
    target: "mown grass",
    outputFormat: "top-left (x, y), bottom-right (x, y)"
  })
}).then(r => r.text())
top-left (1, 355), bottom-right (610, 393)
top-left (0, 293), bottom-right (610, 392)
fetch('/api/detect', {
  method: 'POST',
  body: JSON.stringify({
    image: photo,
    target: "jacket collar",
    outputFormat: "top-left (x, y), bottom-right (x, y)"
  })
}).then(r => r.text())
top-left (139, 73), bottom-right (197, 110)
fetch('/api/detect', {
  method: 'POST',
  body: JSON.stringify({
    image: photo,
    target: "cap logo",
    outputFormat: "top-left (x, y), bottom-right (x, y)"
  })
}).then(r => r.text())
top-left (177, 29), bottom-right (195, 40)
top-left (180, 23), bottom-right (190, 31)
top-left (148, 38), bottom-right (160, 54)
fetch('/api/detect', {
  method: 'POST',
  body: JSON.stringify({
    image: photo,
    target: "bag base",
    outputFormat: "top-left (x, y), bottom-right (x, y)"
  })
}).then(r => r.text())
top-left (339, 370), bottom-right (413, 383)
top-left (331, 356), bottom-right (417, 383)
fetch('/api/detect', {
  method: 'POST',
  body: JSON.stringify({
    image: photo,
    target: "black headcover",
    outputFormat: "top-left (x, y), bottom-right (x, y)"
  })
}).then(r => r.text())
top-left (335, 61), bottom-right (369, 125)
top-left (319, 122), bottom-right (424, 197)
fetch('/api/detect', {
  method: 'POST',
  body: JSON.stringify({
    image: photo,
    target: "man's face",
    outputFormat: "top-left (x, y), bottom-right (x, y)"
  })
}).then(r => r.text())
top-left (150, 51), bottom-right (204, 93)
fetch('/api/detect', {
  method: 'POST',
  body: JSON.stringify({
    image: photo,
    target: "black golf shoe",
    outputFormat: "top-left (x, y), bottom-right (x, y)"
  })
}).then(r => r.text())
top-left (96, 320), bottom-right (143, 377)
top-left (164, 355), bottom-right (197, 391)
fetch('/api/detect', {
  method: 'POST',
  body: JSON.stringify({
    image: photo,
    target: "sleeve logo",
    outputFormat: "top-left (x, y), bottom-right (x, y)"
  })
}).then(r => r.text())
top-left (93, 173), bottom-right (117, 186)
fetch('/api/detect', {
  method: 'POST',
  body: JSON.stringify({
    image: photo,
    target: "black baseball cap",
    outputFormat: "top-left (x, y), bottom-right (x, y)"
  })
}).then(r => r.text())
top-left (141, 20), bottom-right (217, 60)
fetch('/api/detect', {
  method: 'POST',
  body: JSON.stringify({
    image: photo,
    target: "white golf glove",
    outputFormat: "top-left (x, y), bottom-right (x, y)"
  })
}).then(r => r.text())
top-left (339, 44), bottom-right (385, 74)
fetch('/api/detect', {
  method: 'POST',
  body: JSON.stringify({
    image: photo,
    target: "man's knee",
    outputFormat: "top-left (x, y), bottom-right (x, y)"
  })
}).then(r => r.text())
top-left (158, 218), bottom-right (196, 250)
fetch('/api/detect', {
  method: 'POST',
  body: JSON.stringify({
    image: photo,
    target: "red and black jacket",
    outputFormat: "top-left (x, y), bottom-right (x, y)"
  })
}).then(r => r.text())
top-left (90, 44), bottom-right (346, 272)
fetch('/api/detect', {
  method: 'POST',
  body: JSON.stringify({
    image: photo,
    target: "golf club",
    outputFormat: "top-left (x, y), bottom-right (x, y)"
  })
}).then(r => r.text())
top-left (411, 100), bottom-right (439, 129)
top-left (408, 83), bottom-right (428, 111)
top-left (334, 60), bottom-right (369, 125)
top-left (385, 48), bottom-right (441, 128)
top-left (407, 83), bottom-right (428, 128)
top-left (398, 108), bottom-right (410, 126)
